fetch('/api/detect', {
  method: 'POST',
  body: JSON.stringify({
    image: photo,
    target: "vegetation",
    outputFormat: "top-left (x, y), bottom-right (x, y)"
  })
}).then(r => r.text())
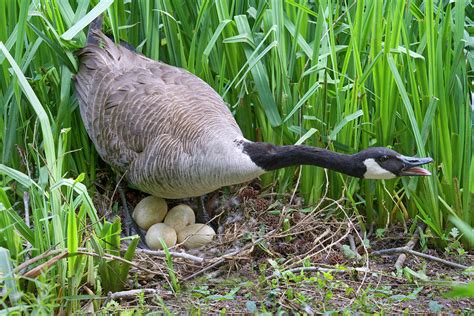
top-left (0, 0), bottom-right (472, 313)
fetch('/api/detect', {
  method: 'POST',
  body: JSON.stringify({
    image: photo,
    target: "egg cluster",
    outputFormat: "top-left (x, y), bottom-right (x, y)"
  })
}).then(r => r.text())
top-left (132, 196), bottom-right (216, 250)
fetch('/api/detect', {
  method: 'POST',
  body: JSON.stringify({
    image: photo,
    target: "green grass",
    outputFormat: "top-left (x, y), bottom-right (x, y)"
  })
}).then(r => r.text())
top-left (0, 0), bottom-right (472, 313)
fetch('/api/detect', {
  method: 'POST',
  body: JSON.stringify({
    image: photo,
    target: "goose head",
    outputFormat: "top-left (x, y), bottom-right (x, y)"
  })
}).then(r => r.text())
top-left (353, 147), bottom-right (433, 179)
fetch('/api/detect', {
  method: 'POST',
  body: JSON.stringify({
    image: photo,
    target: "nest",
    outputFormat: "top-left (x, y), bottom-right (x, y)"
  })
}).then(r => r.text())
top-left (97, 181), bottom-right (473, 314)
top-left (127, 183), bottom-right (364, 290)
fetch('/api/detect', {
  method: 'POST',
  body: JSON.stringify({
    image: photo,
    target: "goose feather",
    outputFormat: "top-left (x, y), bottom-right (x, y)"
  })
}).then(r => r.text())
top-left (75, 31), bottom-right (264, 198)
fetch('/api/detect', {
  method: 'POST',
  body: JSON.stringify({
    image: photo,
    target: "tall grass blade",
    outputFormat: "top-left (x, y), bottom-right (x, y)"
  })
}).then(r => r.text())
top-left (0, 247), bottom-right (21, 304)
top-left (61, 0), bottom-right (114, 41)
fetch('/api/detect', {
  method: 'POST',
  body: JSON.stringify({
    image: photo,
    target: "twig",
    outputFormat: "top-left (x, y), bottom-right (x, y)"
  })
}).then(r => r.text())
top-left (74, 249), bottom-right (157, 274)
top-left (182, 231), bottom-right (274, 281)
top-left (136, 249), bottom-right (204, 263)
top-left (23, 252), bottom-right (69, 278)
top-left (282, 228), bottom-right (334, 269)
top-left (14, 249), bottom-right (62, 274)
top-left (394, 223), bottom-right (425, 270)
top-left (284, 170), bottom-right (330, 234)
top-left (331, 195), bottom-right (370, 294)
top-left (23, 192), bottom-right (30, 228)
top-left (181, 257), bottom-right (225, 282)
top-left (109, 172), bottom-right (127, 213)
top-left (115, 174), bottom-right (148, 247)
top-left (15, 247), bottom-right (157, 276)
top-left (20, 192), bottom-right (32, 275)
top-left (348, 234), bottom-right (357, 254)
top-left (372, 247), bottom-right (469, 270)
top-left (289, 166), bottom-right (302, 206)
top-left (272, 266), bottom-right (370, 277)
top-left (285, 218), bottom-right (354, 271)
top-left (81, 286), bottom-right (96, 314)
top-left (107, 288), bottom-right (173, 300)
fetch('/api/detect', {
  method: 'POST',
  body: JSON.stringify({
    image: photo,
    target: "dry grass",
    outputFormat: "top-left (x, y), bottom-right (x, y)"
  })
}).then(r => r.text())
top-left (101, 182), bottom-right (473, 314)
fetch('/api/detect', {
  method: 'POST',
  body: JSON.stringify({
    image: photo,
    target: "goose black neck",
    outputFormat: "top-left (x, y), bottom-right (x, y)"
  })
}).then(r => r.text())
top-left (243, 142), bottom-right (364, 178)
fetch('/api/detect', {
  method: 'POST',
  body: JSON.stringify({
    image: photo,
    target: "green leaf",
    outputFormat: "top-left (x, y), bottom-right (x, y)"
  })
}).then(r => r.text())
top-left (387, 54), bottom-right (424, 155)
top-left (118, 236), bottom-right (139, 283)
top-left (449, 216), bottom-right (474, 247)
top-left (329, 110), bottom-right (364, 141)
top-left (283, 82), bottom-right (320, 123)
top-left (245, 301), bottom-right (257, 313)
top-left (67, 200), bottom-right (78, 278)
top-left (445, 282), bottom-right (474, 298)
top-left (61, 0), bottom-right (114, 41)
top-left (203, 19), bottom-right (231, 58)
top-left (0, 247), bottom-right (21, 304)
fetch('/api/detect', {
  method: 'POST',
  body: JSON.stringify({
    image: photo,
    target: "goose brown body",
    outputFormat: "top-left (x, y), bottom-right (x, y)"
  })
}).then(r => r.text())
top-left (75, 25), bottom-right (433, 199)
top-left (75, 31), bottom-right (265, 198)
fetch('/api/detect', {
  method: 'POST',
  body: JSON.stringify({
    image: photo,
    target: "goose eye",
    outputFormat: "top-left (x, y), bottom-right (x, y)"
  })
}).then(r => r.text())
top-left (379, 155), bottom-right (389, 162)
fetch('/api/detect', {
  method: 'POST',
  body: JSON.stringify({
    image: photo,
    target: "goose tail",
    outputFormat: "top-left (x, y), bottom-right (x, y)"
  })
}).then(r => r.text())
top-left (87, 15), bottom-right (103, 45)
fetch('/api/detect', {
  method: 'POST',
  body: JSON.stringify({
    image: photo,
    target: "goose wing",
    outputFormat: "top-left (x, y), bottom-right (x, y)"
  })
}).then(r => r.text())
top-left (74, 31), bottom-right (242, 178)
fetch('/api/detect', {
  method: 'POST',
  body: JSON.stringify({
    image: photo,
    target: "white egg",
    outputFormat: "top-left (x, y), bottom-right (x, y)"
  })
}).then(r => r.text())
top-left (145, 223), bottom-right (177, 250)
top-left (177, 224), bottom-right (215, 249)
top-left (132, 196), bottom-right (168, 230)
top-left (164, 204), bottom-right (196, 231)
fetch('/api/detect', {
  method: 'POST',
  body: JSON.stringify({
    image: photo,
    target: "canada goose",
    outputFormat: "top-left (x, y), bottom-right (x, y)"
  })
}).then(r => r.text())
top-left (74, 19), bottom-right (433, 201)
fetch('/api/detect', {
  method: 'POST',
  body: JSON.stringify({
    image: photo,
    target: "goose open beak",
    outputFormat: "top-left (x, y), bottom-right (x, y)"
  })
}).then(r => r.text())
top-left (399, 156), bottom-right (433, 176)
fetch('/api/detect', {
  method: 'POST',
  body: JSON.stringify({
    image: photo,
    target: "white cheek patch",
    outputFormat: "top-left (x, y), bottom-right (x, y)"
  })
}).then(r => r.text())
top-left (363, 158), bottom-right (396, 179)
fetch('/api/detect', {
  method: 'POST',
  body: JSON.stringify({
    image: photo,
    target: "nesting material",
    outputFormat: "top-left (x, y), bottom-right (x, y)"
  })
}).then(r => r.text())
top-left (177, 224), bottom-right (216, 249)
top-left (131, 186), bottom-right (367, 310)
top-left (133, 196), bottom-right (168, 230)
top-left (145, 223), bottom-right (177, 250)
top-left (164, 204), bottom-right (196, 231)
